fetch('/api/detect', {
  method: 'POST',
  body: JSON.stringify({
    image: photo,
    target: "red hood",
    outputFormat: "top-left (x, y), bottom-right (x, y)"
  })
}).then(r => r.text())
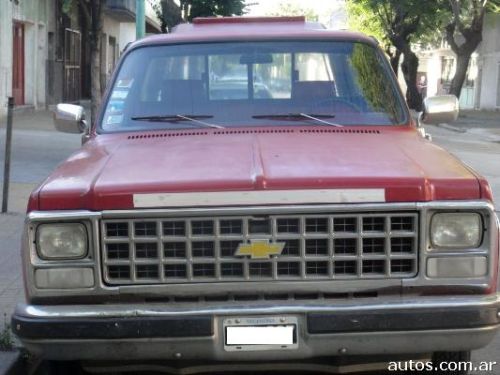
top-left (31, 126), bottom-right (486, 211)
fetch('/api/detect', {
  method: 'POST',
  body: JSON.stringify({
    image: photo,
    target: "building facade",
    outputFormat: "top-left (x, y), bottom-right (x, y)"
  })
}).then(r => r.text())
top-left (417, 13), bottom-right (500, 110)
top-left (475, 13), bottom-right (500, 109)
top-left (0, 0), bottom-right (164, 118)
top-left (0, 0), bottom-right (52, 114)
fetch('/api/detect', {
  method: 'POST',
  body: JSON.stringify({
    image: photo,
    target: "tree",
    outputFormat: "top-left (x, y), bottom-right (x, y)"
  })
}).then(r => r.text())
top-left (265, 2), bottom-right (319, 22)
top-left (346, 0), bottom-right (445, 111)
top-left (445, 0), bottom-right (500, 98)
top-left (63, 0), bottom-right (105, 125)
top-left (180, 0), bottom-right (247, 22)
top-left (151, 0), bottom-right (184, 32)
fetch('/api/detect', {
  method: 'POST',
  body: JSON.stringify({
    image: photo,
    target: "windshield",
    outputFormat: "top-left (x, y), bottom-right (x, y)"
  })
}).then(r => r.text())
top-left (100, 41), bottom-right (408, 132)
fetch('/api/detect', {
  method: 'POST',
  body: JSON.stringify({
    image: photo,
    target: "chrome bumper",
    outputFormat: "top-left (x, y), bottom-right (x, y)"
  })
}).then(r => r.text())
top-left (13, 294), bottom-right (500, 362)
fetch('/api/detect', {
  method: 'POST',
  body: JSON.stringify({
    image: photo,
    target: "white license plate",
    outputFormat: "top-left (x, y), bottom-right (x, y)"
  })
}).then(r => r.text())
top-left (223, 316), bottom-right (298, 351)
top-left (226, 325), bottom-right (295, 345)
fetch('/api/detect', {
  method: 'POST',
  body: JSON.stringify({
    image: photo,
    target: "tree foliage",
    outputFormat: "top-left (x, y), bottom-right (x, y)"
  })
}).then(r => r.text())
top-left (346, 0), bottom-right (445, 110)
top-left (265, 2), bottom-right (319, 22)
top-left (180, 0), bottom-right (247, 21)
top-left (148, 0), bottom-right (169, 32)
top-left (351, 43), bottom-right (400, 122)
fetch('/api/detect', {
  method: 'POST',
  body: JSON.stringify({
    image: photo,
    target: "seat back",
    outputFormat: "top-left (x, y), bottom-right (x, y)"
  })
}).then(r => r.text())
top-left (292, 81), bottom-right (336, 101)
top-left (161, 79), bottom-right (207, 111)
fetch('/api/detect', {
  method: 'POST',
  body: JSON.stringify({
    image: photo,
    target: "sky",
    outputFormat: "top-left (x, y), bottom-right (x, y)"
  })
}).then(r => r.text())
top-left (244, 0), bottom-right (348, 29)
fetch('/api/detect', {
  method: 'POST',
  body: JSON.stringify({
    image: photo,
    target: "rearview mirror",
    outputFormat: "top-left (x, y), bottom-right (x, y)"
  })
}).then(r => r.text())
top-left (419, 95), bottom-right (459, 125)
top-left (53, 104), bottom-right (87, 134)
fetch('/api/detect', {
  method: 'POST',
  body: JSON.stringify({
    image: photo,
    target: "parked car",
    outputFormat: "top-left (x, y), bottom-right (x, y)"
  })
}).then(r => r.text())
top-left (13, 16), bottom-right (499, 375)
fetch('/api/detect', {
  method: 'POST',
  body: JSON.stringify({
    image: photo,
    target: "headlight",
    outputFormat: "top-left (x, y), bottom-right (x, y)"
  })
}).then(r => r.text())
top-left (430, 213), bottom-right (482, 249)
top-left (36, 223), bottom-right (88, 259)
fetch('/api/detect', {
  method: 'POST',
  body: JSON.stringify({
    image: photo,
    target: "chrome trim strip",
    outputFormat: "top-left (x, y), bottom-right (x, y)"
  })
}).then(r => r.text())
top-left (101, 203), bottom-right (420, 218)
top-left (133, 189), bottom-right (386, 208)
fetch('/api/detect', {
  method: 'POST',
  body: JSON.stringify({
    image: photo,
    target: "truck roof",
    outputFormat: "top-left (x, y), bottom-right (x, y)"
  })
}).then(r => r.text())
top-left (130, 16), bottom-right (376, 49)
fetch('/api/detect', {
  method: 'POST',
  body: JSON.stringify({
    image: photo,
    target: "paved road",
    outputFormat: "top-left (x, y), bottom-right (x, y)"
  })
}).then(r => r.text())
top-left (424, 124), bottom-right (500, 373)
top-left (0, 111), bottom-right (499, 373)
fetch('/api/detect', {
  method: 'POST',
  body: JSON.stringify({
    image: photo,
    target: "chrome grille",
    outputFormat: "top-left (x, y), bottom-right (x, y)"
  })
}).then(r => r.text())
top-left (101, 212), bottom-right (418, 285)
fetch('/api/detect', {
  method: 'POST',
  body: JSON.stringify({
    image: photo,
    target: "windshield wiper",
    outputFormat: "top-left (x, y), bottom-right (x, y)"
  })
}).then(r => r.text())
top-left (252, 113), bottom-right (343, 128)
top-left (131, 114), bottom-right (224, 129)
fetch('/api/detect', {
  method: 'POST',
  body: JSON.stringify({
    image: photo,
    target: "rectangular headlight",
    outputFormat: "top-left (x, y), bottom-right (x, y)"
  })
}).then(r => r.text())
top-left (430, 213), bottom-right (482, 249)
top-left (36, 223), bottom-right (88, 259)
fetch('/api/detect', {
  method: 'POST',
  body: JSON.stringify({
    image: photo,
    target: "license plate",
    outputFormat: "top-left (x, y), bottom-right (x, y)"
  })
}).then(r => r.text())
top-left (223, 316), bottom-right (298, 351)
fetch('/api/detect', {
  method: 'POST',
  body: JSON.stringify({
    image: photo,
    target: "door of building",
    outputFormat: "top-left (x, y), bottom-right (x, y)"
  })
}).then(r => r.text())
top-left (63, 28), bottom-right (82, 102)
top-left (12, 22), bottom-right (25, 106)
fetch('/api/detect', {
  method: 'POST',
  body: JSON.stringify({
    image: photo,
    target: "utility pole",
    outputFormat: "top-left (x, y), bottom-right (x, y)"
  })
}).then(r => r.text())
top-left (2, 97), bottom-right (14, 213)
top-left (136, 0), bottom-right (146, 39)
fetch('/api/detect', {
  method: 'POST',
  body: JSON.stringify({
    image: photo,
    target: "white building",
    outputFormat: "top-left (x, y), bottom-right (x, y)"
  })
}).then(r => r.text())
top-left (475, 13), bottom-right (500, 109)
top-left (0, 0), bottom-right (53, 115)
top-left (0, 0), bottom-right (163, 118)
top-left (328, 0), bottom-right (348, 30)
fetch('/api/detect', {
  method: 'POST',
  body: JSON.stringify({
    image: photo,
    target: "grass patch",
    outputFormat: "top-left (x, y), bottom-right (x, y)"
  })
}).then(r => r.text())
top-left (0, 313), bottom-right (14, 351)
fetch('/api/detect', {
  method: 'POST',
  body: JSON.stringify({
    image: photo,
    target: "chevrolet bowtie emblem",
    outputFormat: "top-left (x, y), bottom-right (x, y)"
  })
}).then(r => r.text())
top-left (235, 240), bottom-right (286, 259)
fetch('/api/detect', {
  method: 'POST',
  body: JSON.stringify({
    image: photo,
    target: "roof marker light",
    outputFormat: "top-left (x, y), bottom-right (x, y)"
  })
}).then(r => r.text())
top-left (192, 16), bottom-right (306, 25)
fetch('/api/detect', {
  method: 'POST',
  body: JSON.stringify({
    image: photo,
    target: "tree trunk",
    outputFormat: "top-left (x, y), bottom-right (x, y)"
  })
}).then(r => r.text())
top-left (88, 1), bottom-right (104, 125)
top-left (401, 47), bottom-right (422, 111)
top-left (389, 50), bottom-right (401, 78)
top-left (444, 1), bottom-right (485, 99)
top-left (90, 45), bottom-right (101, 126)
top-left (448, 53), bottom-right (470, 98)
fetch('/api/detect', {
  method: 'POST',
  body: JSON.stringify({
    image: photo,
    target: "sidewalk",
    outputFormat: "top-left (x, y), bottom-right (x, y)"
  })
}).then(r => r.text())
top-left (0, 108), bottom-right (81, 339)
top-left (418, 109), bottom-right (500, 142)
top-left (456, 109), bottom-right (500, 129)
top-left (3, 109), bottom-right (55, 133)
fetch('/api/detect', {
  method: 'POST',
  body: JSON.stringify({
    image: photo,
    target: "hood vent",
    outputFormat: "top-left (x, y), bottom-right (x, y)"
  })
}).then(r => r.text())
top-left (299, 129), bottom-right (380, 134)
top-left (127, 128), bottom-right (380, 140)
top-left (128, 131), bottom-right (210, 140)
top-left (212, 129), bottom-right (295, 135)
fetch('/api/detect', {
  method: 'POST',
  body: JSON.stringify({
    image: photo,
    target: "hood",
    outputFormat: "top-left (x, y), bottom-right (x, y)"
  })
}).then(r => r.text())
top-left (33, 126), bottom-right (484, 211)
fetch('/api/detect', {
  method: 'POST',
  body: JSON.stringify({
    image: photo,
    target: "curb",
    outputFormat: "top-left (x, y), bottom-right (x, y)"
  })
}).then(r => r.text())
top-left (436, 123), bottom-right (467, 133)
top-left (0, 350), bottom-right (21, 375)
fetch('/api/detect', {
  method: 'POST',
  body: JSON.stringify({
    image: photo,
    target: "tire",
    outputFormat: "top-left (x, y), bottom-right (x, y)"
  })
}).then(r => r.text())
top-left (33, 361), bottom-right (86, 375)
top-left (431, 351), bottom-right (472, 375)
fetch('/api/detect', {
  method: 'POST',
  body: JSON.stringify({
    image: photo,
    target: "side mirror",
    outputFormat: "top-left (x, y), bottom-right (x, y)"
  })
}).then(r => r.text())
top-left (419, 95), bottom-right (459, 125)
top-left (53, 104), bottom-right (88, 134)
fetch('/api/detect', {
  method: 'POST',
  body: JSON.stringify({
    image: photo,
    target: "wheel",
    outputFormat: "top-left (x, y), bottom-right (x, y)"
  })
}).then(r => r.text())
top-left (431, 351), bottom-right (471, 375)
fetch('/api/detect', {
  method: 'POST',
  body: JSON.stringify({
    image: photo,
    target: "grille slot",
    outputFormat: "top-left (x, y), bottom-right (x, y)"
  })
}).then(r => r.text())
top-left (334, 238), bottom-right (356, 255)
top-left (134, 222), bottom-right (157, 237)
top-left (106, 222), bottom-right (128, 237)
top-left (249, 262), bottom-right (272, 277)
top-left (106, 243), bottom-right (129, 259)
top-left (193, 263), bottom-right (216, 277)
top-left (102, 212), bottom-right (418, 284)
top-left (136, 264), bottom-right (159, 279)
top-left (135, 243), bottom-right (158, 259)
top-left (164, 242), bottom-right (186, 258)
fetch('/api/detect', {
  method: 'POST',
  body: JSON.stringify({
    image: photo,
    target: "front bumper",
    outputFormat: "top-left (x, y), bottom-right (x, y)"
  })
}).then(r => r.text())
top-left (13, 294), bottom-right (500, 362)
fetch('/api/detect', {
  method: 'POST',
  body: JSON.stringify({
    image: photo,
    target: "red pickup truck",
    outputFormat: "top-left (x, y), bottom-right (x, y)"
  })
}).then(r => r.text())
top-left (13, 17), bottom-right (500, 374)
